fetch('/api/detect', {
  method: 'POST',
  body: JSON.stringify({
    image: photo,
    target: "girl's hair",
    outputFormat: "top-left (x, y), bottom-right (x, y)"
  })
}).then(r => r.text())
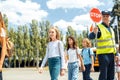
top-left (48, 26), bottom-right (60, 41)
top-left (82, 38), bottom-right (92, 47)
top-left (66, 36), bottom-right (77, 50)
top-left (0, 12), bottom-right (6, 33)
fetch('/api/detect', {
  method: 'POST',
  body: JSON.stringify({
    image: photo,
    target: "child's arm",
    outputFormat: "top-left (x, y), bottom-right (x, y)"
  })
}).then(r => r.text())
top-left (90, 49), bottom-right (94, 72)
top-left (91, 55), bottom-right (95, 72)
top-left (77, 48), bottom-right (85, 71)
top-left (59, 41), bottom-right (66, 76)
top-left (64, 51), bottom-right (68, 63)
top-left (79, 55), bottom-right (85, 71)
top-left (39, 45), bottom-right (49, 74)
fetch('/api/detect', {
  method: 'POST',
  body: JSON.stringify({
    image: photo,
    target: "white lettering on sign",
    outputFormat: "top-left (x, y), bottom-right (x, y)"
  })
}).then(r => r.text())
top-left (90, 12), bottom-right (101, 18)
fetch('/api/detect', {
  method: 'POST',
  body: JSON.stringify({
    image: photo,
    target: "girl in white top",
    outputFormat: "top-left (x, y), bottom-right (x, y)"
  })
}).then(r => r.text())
top-left (66, 36), bottom-right (85, 80)
top-left (0, 12), bottom-right (7, 80)
top-left (39, 27), bottom-right (66, 80)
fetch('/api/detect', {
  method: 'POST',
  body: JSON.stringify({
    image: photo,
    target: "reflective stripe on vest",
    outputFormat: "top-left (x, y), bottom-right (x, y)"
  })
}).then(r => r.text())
top-left (97, 38), bottom-right (115, 42)
top-left (97, 45), bottom-right (115, 49)
top-left (96, 24), bottom-right (116, 54)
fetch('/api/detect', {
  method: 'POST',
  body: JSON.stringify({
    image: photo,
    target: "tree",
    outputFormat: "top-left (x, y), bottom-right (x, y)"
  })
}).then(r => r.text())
top-left (111, 0), bottom-right (120, 44)
top-left (17, 26), bottom-right (24, 67)
top-left (3, 14), bottom-right (8, 28)
top-left (77, 34), bottom-right (83, 48)
top-left (30, 20), bottom-right (40, 67)
top-left (39, 21), bottom-right (50, 59)
top-left (23, 25), bottom-right (31, 67)
top-left (82, 30), bottom-right (88, 38)
top-left (66, 26), bottom-right (76, 37)
top-left (7, 28), bottom-right (17, 67)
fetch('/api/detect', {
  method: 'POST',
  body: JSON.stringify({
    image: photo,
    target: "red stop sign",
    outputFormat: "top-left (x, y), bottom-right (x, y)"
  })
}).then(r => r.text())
top-left (90, 8), bottom-right (102, 23)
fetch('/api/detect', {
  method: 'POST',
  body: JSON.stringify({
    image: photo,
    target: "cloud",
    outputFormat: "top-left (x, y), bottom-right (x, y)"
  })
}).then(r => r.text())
top-left (53, 13), bottom-right (98, 33)
top-left (53, 19), bottom-right (88, 33)
top-left (47, 0), bottom-right (104, 9)
top-left (0, 0), bottom-right (48, 25)
top-left (72, 13), bottom-right (93, 25)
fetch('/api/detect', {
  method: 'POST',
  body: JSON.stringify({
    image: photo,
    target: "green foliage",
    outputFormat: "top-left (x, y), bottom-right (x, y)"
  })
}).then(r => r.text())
top-left (3, 14), bottom-right (8, 28)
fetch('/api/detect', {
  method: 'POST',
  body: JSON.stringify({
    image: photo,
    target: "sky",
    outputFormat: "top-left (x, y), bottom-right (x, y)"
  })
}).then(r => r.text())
top-left (0, 0), bottom-right (115, 32)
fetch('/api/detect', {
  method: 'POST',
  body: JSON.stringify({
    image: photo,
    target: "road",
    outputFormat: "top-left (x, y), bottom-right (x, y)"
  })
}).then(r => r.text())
top-left (2, 68), bottom-right (99, 80)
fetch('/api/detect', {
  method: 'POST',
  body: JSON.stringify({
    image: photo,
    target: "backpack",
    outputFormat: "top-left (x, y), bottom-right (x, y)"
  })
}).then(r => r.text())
top-left (6, 38), bottom-right (14, 57)
top-left (0, 38), bottom-right (14, 58)
top-left (81, 48), bottom-right (96, 63)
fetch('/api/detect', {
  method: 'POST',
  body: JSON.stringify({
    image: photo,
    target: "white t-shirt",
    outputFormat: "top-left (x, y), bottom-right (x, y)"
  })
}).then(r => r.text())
top-left (0, 28), bottom-right (6, 37)
top-left (41, 40), bottom-right (66, 69)
top-left (67, 48), bottom-right (80, 63)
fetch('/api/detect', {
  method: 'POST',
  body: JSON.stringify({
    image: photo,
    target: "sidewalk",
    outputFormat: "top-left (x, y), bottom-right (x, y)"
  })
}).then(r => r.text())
top-left (2, 68), bottom-right (99, 80)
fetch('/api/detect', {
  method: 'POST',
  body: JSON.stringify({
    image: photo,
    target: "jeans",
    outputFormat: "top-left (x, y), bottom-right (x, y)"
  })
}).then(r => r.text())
top-left (68, 61), bottom-right (79, 80)
top-left (0, 72), bottom-right (2, 80)
top-left (98, 53), bottom-right (115, 80)
top-left (48, 56), bottom-right (61, 80)
top-left (82, 64), bottom-right (93, 80)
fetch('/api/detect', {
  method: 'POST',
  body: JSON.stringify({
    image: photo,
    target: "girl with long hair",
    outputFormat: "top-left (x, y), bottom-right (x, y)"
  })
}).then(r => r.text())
top-left (0, 12), bottom-right (7, 80)
top-left (66, 36), bottom-right (85, 80)
top-left (39, 27), bottom-right (66, 80)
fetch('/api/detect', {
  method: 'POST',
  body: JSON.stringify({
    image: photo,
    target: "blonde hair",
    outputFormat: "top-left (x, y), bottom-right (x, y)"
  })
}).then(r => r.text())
top-left (83, 38), bottom-right (92, 47)
top-left (48, 26), bottom-right (60, 41)
top-left (0, 12), bottom-right (6, 33)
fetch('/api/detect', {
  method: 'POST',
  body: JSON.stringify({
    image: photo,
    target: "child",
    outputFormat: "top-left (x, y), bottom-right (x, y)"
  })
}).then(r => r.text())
top-left (0, 12), bottom-right (7, 80)
top-left (115, 44), bottom-right (120, 80)
top-left (39, 27), bottom-right (66, 80)
top-left (81, 38), bottom-right (94, 80)
top-left (66, 36), bottom-right (85, 80)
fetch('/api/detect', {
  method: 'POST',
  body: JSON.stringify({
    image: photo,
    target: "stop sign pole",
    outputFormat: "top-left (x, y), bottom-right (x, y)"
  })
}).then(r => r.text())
top-left (90, 8), bottom-right (102, 47)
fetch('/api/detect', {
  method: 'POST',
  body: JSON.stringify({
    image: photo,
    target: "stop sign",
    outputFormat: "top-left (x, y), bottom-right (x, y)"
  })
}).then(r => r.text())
top-left (90, 8), bottom-right (102, 23)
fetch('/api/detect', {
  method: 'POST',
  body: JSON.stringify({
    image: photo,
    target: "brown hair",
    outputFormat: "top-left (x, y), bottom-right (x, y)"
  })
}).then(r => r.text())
top-left (48, 26), bottom-right (60, 41)
top-left (0, 12), bottom-right (6, 33)
top-left (66, 36), bottom-right (77, 50)
top-left (82, 38), bottom-right (92, 47)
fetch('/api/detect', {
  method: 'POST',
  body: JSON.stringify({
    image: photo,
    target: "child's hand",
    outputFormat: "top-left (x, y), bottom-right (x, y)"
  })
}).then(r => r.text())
top-left (90, 67), bottom-right (94, 72)
top-left (39, 67), bottom-right (43, 74)
top-left (0, 63), bottom-right (2, 72)
top-left (60, 69), bottom-right (65, 76)
top-left (115, 56), bottom-right (119, 62)
top-left (81, 64), bottom-right (85, 71)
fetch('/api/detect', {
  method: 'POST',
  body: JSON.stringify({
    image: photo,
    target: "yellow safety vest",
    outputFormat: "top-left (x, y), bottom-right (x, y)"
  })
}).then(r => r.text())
top-left (96, 24), bottom-right (116, 54)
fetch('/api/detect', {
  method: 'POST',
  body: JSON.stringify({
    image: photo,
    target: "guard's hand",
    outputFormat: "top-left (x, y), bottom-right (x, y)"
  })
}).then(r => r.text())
top-left (93, 27), bottom-right (98, 34)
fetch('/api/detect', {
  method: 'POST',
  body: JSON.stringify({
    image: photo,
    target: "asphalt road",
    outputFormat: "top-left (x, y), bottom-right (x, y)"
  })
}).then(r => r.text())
top-left (2, 68), bottom-right (99, 80)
